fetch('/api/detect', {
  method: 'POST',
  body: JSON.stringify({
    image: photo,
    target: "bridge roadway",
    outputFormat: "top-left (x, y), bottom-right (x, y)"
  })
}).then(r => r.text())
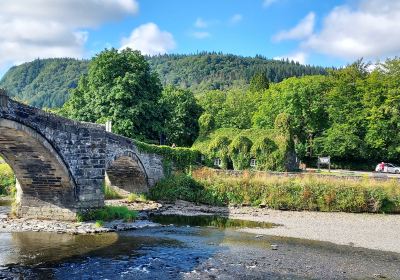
top-left (0, 92), bottom-right (164, 220)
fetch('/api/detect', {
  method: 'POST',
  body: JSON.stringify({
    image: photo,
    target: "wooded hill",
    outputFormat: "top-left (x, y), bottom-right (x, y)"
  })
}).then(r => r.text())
top-left (0, 52), bottom-right (327, 108)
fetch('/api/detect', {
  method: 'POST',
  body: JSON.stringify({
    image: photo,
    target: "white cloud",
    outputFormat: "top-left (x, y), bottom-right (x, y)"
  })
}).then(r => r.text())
top-left (191, 31), bottom-right (211, 39)
top-left (263, 0), bottom-right (278, 8)
top-left (302, 0), bottom-right (400, 60)
top-left (274, 52), bottom-right (308, 64)
top-left (120, 23), bottom-right (176, 55)
top-left (230, 14), bottom-right (243, 24)
top-left (0, 0), bottom-right (138, 67)
top-left (194, 18), bottom-right (209, 28)
top-left (273, 12), bottom-right (315, 42)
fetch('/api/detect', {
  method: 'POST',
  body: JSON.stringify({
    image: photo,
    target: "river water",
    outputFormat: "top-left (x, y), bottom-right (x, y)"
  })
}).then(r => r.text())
top-left (0, 207), bottom-right (399, 279)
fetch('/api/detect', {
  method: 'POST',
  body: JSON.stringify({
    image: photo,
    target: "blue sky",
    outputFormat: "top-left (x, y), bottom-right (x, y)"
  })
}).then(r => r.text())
top-left (1, 0), bottom-right (400, 77)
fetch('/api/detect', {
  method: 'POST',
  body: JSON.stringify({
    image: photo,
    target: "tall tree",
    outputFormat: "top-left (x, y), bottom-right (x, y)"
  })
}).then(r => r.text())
top-left (62, 48), bottom-right (162, 141)
top-left (159, 86), bottom-right (202, 147)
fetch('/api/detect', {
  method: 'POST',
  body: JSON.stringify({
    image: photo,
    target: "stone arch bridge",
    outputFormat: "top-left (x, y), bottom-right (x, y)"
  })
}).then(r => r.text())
top-left (0, 93), bottom-right (164, 220)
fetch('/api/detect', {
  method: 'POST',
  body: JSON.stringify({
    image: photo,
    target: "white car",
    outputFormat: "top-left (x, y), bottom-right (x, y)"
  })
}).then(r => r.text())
top-left (375, 163), bottom-right (400, 174)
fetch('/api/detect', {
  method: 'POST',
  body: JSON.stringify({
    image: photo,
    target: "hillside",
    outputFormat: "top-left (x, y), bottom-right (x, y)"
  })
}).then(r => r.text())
top-left (0, 58), bottom-right (88, 108)
top-left (0, 53), bottom-right (327, 108)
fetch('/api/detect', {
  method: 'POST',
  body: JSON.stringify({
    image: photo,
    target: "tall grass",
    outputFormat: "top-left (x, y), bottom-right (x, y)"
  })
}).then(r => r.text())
top-left (102, 184), bottom-right (123, 200)
top-left (149, 167), bottom-right (400, 213)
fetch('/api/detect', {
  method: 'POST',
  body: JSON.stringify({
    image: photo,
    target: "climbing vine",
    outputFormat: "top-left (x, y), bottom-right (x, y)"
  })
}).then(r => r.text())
top-left (228, 136), bottom-right (253, 170)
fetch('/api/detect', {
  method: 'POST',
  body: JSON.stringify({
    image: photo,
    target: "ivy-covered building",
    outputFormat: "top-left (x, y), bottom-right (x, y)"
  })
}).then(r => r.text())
top-left (192, 128), bottom-right (298, 171)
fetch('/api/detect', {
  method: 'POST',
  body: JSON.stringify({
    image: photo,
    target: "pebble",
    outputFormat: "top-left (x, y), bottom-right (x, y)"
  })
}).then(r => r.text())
top-left (0, 217), bottom-right (159, 234)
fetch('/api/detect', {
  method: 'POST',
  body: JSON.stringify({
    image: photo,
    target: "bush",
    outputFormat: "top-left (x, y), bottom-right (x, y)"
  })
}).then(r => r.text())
top-left (77, 206), bottom-right (138, 222)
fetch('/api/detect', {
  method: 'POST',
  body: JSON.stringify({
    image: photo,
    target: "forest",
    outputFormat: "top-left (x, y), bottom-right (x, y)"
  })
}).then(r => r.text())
top-left (1, 48), bottom-right (399, 168)
top-left (0, 52), bottom-right (326, 109)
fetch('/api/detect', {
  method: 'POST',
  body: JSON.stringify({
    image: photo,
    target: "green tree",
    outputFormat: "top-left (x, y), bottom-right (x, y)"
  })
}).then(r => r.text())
top-left (62, 48), bottom-right (162, 141)
top-left (249, 72), bottom-right (269, 92)
top-left (159, 86), bottom-right (202, 147)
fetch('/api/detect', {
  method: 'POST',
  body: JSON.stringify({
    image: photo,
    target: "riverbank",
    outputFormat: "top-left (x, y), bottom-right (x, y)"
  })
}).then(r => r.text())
top-left (1, 199), bottom-right (400, 254)
top-left (155, 200), bottom-right (400, 254)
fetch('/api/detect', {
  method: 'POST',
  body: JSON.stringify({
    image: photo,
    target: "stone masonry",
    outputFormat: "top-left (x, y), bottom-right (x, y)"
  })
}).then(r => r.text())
top-left (0, 92), bottom-right (164, 221)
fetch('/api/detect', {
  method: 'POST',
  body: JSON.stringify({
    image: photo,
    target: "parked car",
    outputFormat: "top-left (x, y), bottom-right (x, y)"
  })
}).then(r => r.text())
top-left (375, 163), bottom-right (400, 174)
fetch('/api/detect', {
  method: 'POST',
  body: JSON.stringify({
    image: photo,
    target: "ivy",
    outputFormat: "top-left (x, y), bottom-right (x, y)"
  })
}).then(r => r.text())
top-left (133, 140), bottom-right (200, 171)
top-left (207, 136), bottom-right (231, 169)
top-left (228, 136), bottom-right (253, 170)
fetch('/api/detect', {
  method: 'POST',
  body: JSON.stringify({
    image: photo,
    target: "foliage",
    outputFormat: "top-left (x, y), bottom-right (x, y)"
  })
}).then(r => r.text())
top-left (95, 220), bottom-right (104, 228)
top-left (127, 193), bottom-right (148, 203)
top-left (61, 48), bottom-right (163, 142)
top-left (228, 136), bottom-right (253, 170)
top-left (0, 58), bottom-right (88, 108)
top-left (198, 113), bottom-right (215, 136)
top-left (193, 128), bottom-right (292, 171)
top-left (249, 72), bottom-right (269, 92)
top-left (133, 139), bottom-right (200, 171)
top-left (0, 163), bottom-right (15, 196)
top-left (1, 53), bottom-right (327, 109)
top-left (208, 136), bottom-right (232, 169)
top-left (159, 86), bottom-right (202, 146)
top-left (102, 183), bottom-right (123, 200)
top-left (150, 168), bottom-right (400, 214)
top-left (197, 88), bottom-right (262, 130)
top-left (148, 173), bottom-right (216, 204)
top-left (77, 206), bottom-right (138, 222)
top-left (148, 52), bottom-right (326, 92)
top-left (250, 136), bottom-right (283, 171)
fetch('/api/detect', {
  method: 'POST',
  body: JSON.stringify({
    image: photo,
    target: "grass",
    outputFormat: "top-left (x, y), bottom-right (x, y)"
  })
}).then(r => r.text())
top-left (77, 206), bottom-right (138, 222)
top-left (127, 193), bottom-right (148, 203)
top-left (149, 167), bottom-right (400, 214)
top-left (102, 184), bottom-right (123, 200)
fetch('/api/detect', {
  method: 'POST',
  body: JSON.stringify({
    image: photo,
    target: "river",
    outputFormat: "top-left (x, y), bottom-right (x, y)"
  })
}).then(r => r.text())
top-left (0, 206), bottom-right (399, 279)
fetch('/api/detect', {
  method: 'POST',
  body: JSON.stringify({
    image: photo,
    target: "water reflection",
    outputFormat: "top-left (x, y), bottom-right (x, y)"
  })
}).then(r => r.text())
top-left (150, 214), bottom-right (276, 229)
top-left (0, 232), bottom-right (119, 266)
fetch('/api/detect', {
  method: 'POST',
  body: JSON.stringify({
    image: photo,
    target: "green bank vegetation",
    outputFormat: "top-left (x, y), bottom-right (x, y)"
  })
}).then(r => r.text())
top-left (0, 162), bottom-right (15, 197)
top-left (77, 206), bottom-right (138, 222)
top-left (149, 168), bottom-right (400, 214)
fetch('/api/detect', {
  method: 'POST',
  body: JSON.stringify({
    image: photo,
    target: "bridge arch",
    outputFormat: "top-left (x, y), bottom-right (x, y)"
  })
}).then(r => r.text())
top-left (0, 118), bottom-right (77, 220)
top-left (105, 151), bottom-right (149, 195)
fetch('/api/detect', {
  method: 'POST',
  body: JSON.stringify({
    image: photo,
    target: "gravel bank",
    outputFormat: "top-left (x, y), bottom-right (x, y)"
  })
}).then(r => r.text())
top-left (157, 200), bottom-right (400, 253)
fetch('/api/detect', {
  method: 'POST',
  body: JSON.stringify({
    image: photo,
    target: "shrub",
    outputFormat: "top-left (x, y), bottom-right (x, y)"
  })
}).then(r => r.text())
top-left (77, 206), bottom-right (138, 222)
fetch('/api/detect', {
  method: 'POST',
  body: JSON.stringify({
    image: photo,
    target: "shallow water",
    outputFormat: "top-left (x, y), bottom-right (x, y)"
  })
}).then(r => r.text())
top-left (0, 210), bottom-right (399, 279)
top-left (149, 214), bottom-right (276, 229)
